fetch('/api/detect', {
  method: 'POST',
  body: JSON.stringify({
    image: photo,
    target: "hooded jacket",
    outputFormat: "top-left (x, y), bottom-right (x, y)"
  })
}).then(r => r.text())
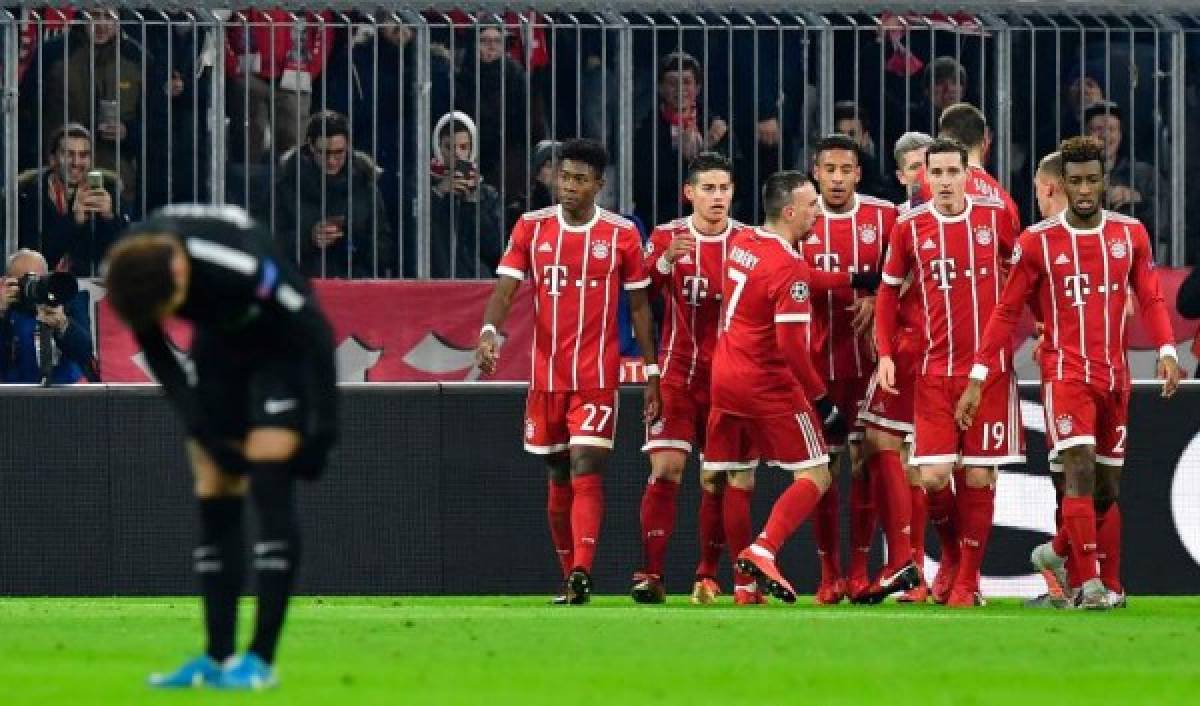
top-left (428, 111), bottom-right (504, 278)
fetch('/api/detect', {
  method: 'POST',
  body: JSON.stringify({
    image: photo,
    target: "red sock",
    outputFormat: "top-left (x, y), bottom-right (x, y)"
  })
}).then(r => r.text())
top-left (724, 486), bottom-right (754, 585)
top-left (696, 488), bottom-right (725, 579)
top-left (1061, 496), bottom-right (1099, 583)
top-left (1053, 492), bottom-right (1080, 587)
top-left (928, 484), bottom-right (959, 565)
top-left (848, 474), bottom-right (876, 580)
top-left (1097, 503), bottom-right (1122, 593)
top-left (570, 474), bottom-right (604, 573)
top-left (813, 482), bottom-right (842, 581)
top-left (638, 477), bottom-right (678, 577)
top-left (756, 478), bottom-right (823, 556)
top-left (953, 484), bottom-right (995, 592)
top-left (871, 451), bottom-right (912, 571)
top-left (910, 485), bottom-right (928, 568)
top-left (547, 480), bottom-right (574, 577)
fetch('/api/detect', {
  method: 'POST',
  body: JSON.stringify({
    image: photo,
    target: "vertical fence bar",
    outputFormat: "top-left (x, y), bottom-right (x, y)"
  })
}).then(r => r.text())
top-left (809, 12), bottom-right (834, 139)
top-left (1158, 13), bottom-right (1187, 265)
top-left (608, 11), bottom-right (633, 213)
top-left (408, 9), bottom-right (431, 278)
top-left (3, 11), bottom-right (19, 254)
top-left (985, 13), bottom-right (1012, 191)
top-left (204, 9), bottom-right (226, 205)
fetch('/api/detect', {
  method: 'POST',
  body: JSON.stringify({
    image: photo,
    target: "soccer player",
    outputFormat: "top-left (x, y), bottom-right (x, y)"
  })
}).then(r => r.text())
top-left (874, 138), bottom-right (1022, 607)
top-left (858, 131), bottom-right (934, 603)
top-left (702, 170), bottom-right (853, 604)
top-left (475, 138), bottom-right (661, 605)
top-left (633, 152), bottom-right (742, 604)
top-left (104, 204), bottom-right (338, 689)
top-left (957, 136), bottom-right (1181, 609)
top-left (924, 103), bottom-right (1022, 231)
top-left (804, 134), bottom-right (897, 604)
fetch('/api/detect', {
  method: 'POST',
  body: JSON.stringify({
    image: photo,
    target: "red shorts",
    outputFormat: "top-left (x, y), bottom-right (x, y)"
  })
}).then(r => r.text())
top-left (910, 373), bottom-right (1025, 467)
top-left (642, 382), bottom-right (708, 455)
top-left (523, 389), bottom-right (619, 455)
top-left (1042, 380), bottom-right (1129, 468)
top-left (824, 376), bottom-right (869, 450)
top-left (700, 406), bottom-right (830, 473)
top-left (858, 343), bottom-right (918, 438)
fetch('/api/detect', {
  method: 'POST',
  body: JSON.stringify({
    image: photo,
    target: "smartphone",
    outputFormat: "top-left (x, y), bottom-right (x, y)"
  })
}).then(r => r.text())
top-left (87, 170), bottom-right (105, 190)
top-left (453, 160), bottom-right (477, 179)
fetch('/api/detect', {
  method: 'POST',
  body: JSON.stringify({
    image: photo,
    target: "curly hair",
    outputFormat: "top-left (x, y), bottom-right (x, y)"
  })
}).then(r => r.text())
top-left (1058, 135), bottom-right (1104, 167)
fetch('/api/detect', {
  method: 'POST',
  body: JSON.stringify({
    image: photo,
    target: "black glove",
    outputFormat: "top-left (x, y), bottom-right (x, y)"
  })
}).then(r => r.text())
top-left (850, 271), bottom-right (882, 294)
top-left (813, 396), bottom-right (848, 440)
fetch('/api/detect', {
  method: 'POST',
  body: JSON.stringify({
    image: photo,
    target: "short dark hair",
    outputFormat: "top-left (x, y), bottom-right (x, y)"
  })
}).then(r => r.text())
top-left (1037, 151), bottom-right (1064, 180)
top-left (657, 51), bottom-right (701, 83)
top-left (762, 170), bottom-right (816, 220)
top-left (1059, 135), bottom-right (1105, 168)
top-left (437, 118), bottom-right (472, 144)
top-left (1083, 99), bottom-right (1123, 128)
top-left (104, 234), bottom-right (179, 332)
top-left (927, 56), bottom-right (967, 87)
top-left (814, 133), bottom-right (861, 165)
top-left (686, 151), bottom-right (733, 184)
top-left (305, 110), bottom-right (350, 144)
top-left (833, 101), bottom-right (866, 129)
top-left (48, 122), bottom-right (91, 158)
top-left (925, 137), bottom-right (968, 168)
top-left (559, 138), bottom-right (608, 176)
top-left (937, 103), bottom-right (987, 149)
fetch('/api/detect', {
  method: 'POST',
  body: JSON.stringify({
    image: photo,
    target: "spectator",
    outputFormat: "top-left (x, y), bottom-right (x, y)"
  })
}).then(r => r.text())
top-left (428, 112), bottom-right (504, 279)
top-left (892, 131), bottom-right (934, 205)
top-left (909, 56), bottom-right (967, 135)
top-left (0, 249), bottom-right (96, 384)
top-left (144, 15), bottom-right (214, 209)
top-left (528, 139), bottom-right (561, 211)
top-left (1084, 100), bottom-right (1170, 250)
top-left (454, 23), bottom-right (541, 208)
top-left (834, 100), bottom-right (892, 200)
top-left (276, 111), bottom-right (390, 279)
top-left (15, 123), bottom-right (128, 277)
top-left (40, 10), bottom-right (144, 205)
top-left (225, 9), bottom-right (334, 163)
top-left (634, 51), bottom-right (741, 227)
top-left (321, 17), bottom-right (453, 273)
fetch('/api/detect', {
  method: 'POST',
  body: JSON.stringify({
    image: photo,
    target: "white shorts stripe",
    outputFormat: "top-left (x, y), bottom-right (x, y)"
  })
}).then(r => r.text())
top-left (702, 460), bottom-right (758, 472)
top-left (1051, 436), bottom-right (1098, 456)
top-left (768, 455), bottom-right (831, 472)
top-left (641, 440), bottom-right (694, 454)
top-left (524, 442), bottom-right (570, 455)
top-left (569, 435), bottom-right (615, 450)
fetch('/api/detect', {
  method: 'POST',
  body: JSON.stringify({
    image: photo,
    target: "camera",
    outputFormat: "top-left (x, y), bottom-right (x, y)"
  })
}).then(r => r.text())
top-left (16, 272), bottom-right (78, 309)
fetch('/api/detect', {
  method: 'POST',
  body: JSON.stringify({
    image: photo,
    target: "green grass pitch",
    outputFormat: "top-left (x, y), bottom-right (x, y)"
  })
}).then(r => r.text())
top-left (2, 596), bottom-right (1199, 705)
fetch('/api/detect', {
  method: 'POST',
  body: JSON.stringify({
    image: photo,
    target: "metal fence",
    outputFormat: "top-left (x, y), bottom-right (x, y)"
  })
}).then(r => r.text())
top-left (2, 3), bottom-right (1198, 279)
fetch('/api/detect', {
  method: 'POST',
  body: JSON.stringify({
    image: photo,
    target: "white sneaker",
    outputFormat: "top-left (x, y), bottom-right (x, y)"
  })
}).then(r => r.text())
top-left (1078, 578), bottom-right (1111, 610)
top-left (1107, 590), bottom-right (1128, 609)
top-left (1030, 542), bottom-right (1068, 598)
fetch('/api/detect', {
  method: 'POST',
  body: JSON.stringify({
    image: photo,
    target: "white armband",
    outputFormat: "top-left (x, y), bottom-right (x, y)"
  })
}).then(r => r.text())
top-left (643, 364), bottom-right (661, 377)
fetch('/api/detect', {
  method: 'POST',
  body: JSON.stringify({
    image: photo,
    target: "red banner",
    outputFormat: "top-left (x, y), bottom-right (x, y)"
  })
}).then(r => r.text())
top-left (92, 272), bottom-right (1200, 383)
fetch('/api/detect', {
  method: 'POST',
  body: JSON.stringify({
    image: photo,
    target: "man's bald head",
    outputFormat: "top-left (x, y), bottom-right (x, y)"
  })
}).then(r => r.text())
top-left (7, 249), bottom-right (48, 277)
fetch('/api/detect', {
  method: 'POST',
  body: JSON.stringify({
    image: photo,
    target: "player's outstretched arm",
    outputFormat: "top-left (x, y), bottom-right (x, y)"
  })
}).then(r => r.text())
top-left (476, 276), bottom-right (521, 376)
top-left (628, 287), bottom-right (661, 423)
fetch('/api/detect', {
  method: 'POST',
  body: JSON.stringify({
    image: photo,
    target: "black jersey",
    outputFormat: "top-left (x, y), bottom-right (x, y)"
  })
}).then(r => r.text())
top-left (124, 204), bottom-right (338, 462)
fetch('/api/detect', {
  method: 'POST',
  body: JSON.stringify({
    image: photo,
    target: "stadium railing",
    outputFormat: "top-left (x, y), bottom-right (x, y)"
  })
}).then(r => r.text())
top-left (1, 2), bottom-right (1198, 279)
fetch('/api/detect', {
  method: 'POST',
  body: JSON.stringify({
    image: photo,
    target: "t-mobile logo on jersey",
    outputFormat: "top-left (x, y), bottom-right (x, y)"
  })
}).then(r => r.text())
top-left (929, 258), bottom-right (958, 290)
top-left (811, 252), bottom-right (841, 272)
top-left (1063, 273), bottom-right (1092, 307)
top-left (542, 265), bottom-right (570, 296)
top-left (682, 275), bottom-right (710, 305)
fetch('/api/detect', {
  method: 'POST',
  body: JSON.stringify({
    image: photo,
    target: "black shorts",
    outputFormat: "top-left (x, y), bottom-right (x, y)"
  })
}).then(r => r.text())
top-left (192, 331), bottom-right (310, 441)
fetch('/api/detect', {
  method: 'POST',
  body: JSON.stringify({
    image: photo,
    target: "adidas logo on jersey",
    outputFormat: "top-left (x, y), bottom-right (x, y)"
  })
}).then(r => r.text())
top-left (1054, 253), bottom-right (1070, 266)
top-left (921, 239), bottom-right (937, 250)
top-left (538, 242), bottom-right (553, 253)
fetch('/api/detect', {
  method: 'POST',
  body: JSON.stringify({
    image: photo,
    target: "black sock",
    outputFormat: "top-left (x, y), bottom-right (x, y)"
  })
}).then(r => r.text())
top-left (247, 463), bottom-right (300, 664)
top-left (197, 497), bottom-right (245, 662)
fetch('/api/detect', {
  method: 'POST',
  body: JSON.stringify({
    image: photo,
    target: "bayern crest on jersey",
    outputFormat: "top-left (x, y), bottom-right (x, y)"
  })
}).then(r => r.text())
top-left (1109, 239), bottom-right (1128, 259)
top-left (974, 225), bottom-right (993, 246)
top-left (591, 240), bottom-right (610, 259)
top-left (790, 281), bottom-right (810, 302)
top-left (525, 418), bottom-right (536, 440)
top-left (1055, 414), bottom-right (1074, 437)
top-left (859, 223), bottom-right (878, 245)
top-left (649, 418), bottom-right (665, 435)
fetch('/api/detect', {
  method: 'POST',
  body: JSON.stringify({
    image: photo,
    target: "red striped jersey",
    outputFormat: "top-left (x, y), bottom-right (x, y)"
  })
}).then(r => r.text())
top-left (877, 196), bottom-right (1018, 377)
top-left (972, 211), bottom-right (1176, 390)
top-left (645, 216), bottom-right (744, 390)
top-left (803, 194), bottom-right (896, 379)
top-left (497, 205), bottom-right (650, 391)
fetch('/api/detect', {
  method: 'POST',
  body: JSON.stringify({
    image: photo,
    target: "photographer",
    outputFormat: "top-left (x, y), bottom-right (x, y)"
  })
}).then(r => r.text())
top-left (16, 123), bottom-right (129, 277)
top-left (429, 111), bottom-right (504, 278)
top-left (0, 249), bottom-right (96, 385)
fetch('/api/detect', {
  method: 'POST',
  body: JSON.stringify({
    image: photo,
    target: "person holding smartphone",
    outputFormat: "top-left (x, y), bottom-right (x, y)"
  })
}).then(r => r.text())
top-left (15, 123), bottom-right (129, 277)
top-left (429, 111), bottom-right (505, 278)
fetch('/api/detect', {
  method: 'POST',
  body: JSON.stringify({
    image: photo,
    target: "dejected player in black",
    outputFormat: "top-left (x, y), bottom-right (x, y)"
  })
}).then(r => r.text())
top-left (104, 204), bottom-right (337, 690)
